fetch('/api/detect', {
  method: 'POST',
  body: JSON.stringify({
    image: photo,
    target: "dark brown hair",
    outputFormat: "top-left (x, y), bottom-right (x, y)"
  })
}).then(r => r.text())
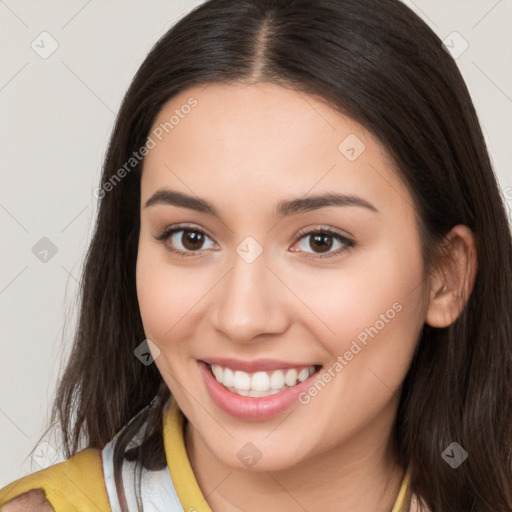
top-left (41, 0), bottom-right (512, 510)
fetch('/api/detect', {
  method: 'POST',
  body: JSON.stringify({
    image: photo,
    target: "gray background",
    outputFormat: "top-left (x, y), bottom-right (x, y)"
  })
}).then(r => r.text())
top-left (1, 0), bottom-right (511, 487)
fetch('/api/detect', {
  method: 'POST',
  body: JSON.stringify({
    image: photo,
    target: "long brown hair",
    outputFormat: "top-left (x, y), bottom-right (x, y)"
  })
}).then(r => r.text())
top-left (42, 0), bottom-right (512, 509)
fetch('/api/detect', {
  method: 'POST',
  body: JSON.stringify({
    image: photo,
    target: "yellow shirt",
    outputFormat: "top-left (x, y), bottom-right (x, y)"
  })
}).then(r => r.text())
top-left (0, 398), bottom-right (412, 511)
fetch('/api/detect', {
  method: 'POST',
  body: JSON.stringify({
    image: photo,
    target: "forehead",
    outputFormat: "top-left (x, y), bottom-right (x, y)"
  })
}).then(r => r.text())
top-left (141, 82), bottom-right (413, 219)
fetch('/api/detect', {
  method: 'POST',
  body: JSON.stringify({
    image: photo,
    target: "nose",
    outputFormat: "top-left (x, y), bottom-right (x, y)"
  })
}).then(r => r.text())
top-left (211, 249), bottom-right (290, 344)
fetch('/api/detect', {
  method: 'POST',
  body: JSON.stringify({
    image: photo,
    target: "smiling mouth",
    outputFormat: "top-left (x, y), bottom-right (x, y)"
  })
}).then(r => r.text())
top-left (205, 363), bottom-right (323, 397)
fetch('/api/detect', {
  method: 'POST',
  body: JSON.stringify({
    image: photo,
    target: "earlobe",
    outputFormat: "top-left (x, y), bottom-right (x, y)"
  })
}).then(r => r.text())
top-left (425, 225), bottom-right (478, 329)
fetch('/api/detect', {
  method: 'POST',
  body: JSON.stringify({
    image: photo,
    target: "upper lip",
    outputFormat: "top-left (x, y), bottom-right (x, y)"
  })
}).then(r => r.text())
top-left (200, 357), bottom-right (321, 373)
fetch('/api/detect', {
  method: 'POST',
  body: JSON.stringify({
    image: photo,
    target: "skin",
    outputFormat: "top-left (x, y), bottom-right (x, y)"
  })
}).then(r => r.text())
top-left (2, 489), bottom-right (54, 511)
top-left (136, 82), bottom-right (477, 512)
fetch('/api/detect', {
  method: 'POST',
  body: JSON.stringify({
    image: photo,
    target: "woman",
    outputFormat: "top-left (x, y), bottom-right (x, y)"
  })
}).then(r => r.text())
top-left (1, 0), bottom-right (511, 510)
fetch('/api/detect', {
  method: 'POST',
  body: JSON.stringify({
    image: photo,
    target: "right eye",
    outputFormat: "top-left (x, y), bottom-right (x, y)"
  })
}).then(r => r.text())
top-left (154, 224), bottom-right (218, 257)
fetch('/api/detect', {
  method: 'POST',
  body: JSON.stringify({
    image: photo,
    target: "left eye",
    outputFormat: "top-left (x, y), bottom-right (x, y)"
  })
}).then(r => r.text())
top-left (291, 229), bottom-right (355, 259)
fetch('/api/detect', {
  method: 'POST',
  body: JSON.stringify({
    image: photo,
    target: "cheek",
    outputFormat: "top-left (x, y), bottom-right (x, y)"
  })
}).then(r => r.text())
top-left (136, 243), bottom-right (186, 341)
top-left (290, 232), bottom-right (426, 361)
top-left (293, 244), bottom-right (426, 431)
top-left (135, 241), bottom-right (215, 345)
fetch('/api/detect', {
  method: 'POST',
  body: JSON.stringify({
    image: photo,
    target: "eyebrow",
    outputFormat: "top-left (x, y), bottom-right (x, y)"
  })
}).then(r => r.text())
top-left (144, 188), bottom-right (379, 218)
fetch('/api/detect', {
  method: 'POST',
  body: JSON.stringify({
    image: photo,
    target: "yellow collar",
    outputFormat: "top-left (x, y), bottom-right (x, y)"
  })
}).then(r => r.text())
top-left (392, 468), bottom-right (412, 512)
top-left (163, 396), bottom-right (213, 512)
top-left (163, 396), bottom-right (411, 512)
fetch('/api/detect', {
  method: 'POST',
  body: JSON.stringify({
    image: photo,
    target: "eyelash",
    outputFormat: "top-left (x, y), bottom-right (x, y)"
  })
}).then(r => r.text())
top-left (154, 223), bottom-right (355, 260)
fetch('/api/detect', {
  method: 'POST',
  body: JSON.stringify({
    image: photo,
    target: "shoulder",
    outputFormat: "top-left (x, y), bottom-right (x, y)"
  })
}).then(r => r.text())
top-left (0, 489), bottom-right (53, 511)
top-left (0, 448), bottom-right (110, 512)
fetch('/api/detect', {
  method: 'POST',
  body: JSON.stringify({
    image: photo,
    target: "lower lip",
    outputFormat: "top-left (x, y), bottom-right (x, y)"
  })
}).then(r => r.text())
top-left (198, 361), bottom-right (321, 421)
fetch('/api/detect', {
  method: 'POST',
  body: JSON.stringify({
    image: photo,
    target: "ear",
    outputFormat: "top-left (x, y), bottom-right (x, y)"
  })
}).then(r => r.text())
top-left (425, 225), bottom-right (478, 328)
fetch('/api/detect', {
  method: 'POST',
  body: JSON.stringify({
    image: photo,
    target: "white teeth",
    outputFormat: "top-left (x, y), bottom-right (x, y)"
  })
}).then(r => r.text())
top-left (233, 371), bottom-right (251, 391)
top-left (297, 368), bottom-right (310, 382)
top-left (269, 370), bottom-right (285, 390)
top-left (208, 363), bottom-right (317, 397)
top-left (284, 369), bottom-right (298, 387)
top-left (223, 367), bottom-right (234, 387)
top-left (248, 390), bottom-right (270, 397)
top-left (251, 371), bottom-right (270, 391)
top-left (211, 365), bottom-right (223, 383)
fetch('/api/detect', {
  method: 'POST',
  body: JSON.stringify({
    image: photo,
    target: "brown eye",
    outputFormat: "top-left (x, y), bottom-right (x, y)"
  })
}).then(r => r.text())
top-left (181, 229), bottom-right (205, 251)
top-left (309, 233), bottom-right (334, 253)
top-left (291, 228), bottom-right (355, 259)
top-left (154, 225), bottom-right (217, 256)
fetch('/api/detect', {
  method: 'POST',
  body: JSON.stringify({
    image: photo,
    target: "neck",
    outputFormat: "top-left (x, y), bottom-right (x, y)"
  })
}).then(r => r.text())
top-left (184, 408), bottom-right (405, 512)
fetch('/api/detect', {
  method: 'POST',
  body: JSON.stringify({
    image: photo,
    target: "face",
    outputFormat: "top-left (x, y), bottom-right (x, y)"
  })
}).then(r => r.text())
top-left (136, 82), bottom-right (430, 471)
